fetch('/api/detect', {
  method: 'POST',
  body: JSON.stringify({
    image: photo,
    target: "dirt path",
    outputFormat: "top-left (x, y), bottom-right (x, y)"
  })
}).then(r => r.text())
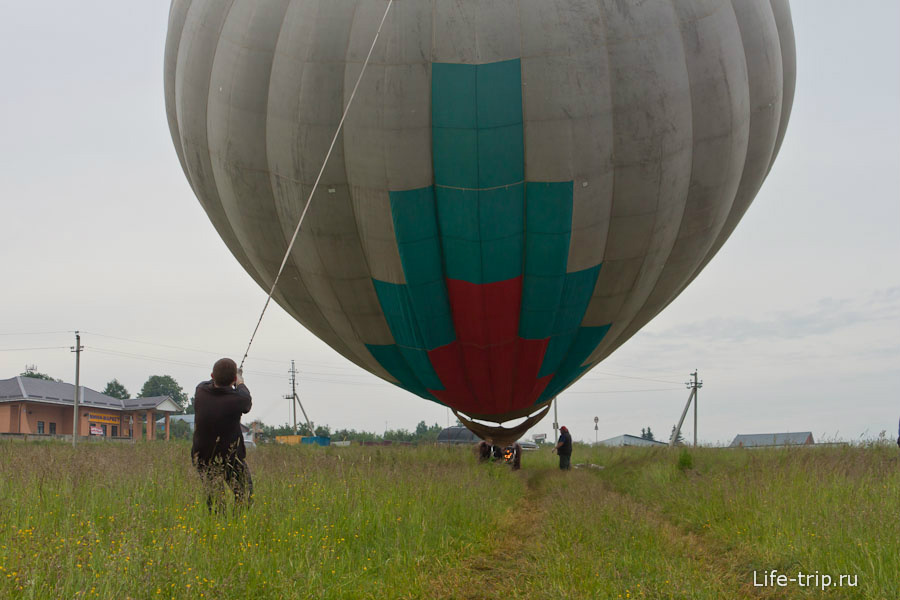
top-left (426, 469), bottom-right (551, 600)
top-left (425, 466), bottom-right (818, 599)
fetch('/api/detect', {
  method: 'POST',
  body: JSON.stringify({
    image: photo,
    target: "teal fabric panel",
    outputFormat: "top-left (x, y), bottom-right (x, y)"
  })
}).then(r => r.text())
top-left (518, 181), bottom-right (576, 339)
top-left (477, 124), bottom-right (524, 188)
top-left (384, 189), bottom-right (456, 350)
top-left (539, 330), bottom-right (578, 378)
top-left (555, 265), bottom-right (602, 330)
top-left (520, 274), bottom-right (566, 339)
top-left (432, 62), bottom-right (477, 129)
top-left (441, 237), bottom-right (482, 282)
top-left (524, 233), bottom-right (570, 276)
top-left (479, 184), bottom-right (524, 239)
top-left (436, 186), bottom-right (482, 283)
top-left (407, 281), bottom-right (456, 349)
top-left (476, 59), bottom-right (523, 128)
top-left (481, 236), bottom-right (523, 283)
top-left (433, 128), bottom-right (478, 188)
top-left (366, 344), bottom-right (441, 401)
top-left (390, 186), bottom-right (439, 243)
top-left (537, 265), bottom-right (603, 377)
top-left (526, 182), bottom-right (574, 233)
top-left (436, 187), bottom-right (479, 241)
top-left (398, 346), bottom-right (443, 390)
top-left (372, 279), bottom-right (424, 349)
top-left (479, 183), bottom-right (524, 283)
top-left (537, 324), bottom-right (612, 403)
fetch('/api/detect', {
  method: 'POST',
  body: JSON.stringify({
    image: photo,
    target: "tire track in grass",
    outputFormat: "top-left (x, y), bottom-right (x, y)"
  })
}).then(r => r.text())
top-left (426, 469), bottom-right (550, 600)
top-left (428, 466), bottom-right (820, 599)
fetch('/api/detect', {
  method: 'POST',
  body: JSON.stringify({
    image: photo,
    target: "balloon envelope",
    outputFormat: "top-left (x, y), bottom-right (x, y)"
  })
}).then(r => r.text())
top-left (165, 0), bottom-right (795, 440)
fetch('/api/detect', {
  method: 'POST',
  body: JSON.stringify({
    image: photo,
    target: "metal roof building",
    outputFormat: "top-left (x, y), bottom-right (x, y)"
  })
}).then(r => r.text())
top-left (729, 432), bottom-right (814, 448)
top-left (598, 434), bottom-right (668, 447)
top-left (0, 376), bottom-right (180, 440)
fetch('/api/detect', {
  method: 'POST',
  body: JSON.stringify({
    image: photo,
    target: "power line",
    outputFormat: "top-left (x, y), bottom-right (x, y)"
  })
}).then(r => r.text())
top-left (81, 331), bottom-right (283, 364)
top-left (89, 346), bottom-right (379, 386)
top-left (79, 330), bottom-right (358, 371)
top-left (0, 331), bottom-right (71, 337)
top-left (565, 388), bottom-right (683, 395)
top-left (0, 346), bottom-right (70, 352)
top-left (586, 370), bottom-right (683, 385)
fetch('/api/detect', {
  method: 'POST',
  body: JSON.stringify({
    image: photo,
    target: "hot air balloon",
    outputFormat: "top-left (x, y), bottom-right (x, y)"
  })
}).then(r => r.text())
top-left (164, 0), bottom-right (795, 444)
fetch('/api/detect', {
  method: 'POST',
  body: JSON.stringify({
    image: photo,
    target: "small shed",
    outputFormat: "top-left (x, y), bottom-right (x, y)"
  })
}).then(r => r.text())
top-left (436, 426), bottom-right (482, 444)
top-left (729, 432), bottom-right (814, 448)
top-left (598, 434), bottom-right (668, 447)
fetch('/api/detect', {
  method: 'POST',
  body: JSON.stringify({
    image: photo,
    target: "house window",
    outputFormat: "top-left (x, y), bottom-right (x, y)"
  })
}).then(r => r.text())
top-left (37, 421), bottom-right (45, 434)
top-left (49, 423), bottom-right (57, 434)
top-left (111, 425), bottom-right (118, 437)
top-left (101, 424), bottom-right (108, 436)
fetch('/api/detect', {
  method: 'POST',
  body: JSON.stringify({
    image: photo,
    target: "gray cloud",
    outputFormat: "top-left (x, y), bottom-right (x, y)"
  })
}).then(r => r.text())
top-left (647, 287), bottom-right (900, 343)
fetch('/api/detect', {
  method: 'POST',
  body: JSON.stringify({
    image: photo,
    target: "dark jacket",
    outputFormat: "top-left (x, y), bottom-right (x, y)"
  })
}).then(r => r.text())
top-left (191, 380), bottom-right (252, 465)
top-left (558, 430), bottom-right (573, 457)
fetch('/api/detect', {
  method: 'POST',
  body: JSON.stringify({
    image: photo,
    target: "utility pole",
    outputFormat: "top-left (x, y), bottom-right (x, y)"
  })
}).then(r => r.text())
top-left (691, 370), bottom-right (700, 447)
top-left (71, 332), bottom-right (83, 448)
top-left (287, 361), bottom-right (298, 433)
top-left (669, 370), bottom-right (702, 447)
top-left (553, 396), bottom-right (559, 444)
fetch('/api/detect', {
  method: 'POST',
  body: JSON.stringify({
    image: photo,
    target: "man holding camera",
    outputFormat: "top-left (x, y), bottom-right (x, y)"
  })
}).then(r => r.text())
top-left (192, 358), bottom-right (253, 512)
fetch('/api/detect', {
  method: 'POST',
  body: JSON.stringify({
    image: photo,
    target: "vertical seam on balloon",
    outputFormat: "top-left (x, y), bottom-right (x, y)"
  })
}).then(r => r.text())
top-left (326, 0), bottom-right (404, 373)
top-left (578, 0), bottom-right (617, 370)
top-left (650, 0), bottom-right (753, 344)
top-left (508, 0), bottom-right (526, 415)
top-left (595, 0), bottom-right (615, 270)
top-left (428, 2), bottom-right (471, 404)
top-left (613, 0), bottom-right (696, 343)
top-left (525, 4), bottom-right (585, 393)
top-left (612, 1), bottom-right (739, 352)
top-left (764, 0), bottom-right (791, 176)
top-left (329, 6), bottom-right (406, 375)
top-left (275, 0), bottom-right (377, 372)
top-left (198, 0), bottom-right (270, 289)
top-left (473, 61), bottom-right (492, 412)
top-left (689, 0), bottom-right (755, 275)
top-left (165, 0), bottom-right (192, 179)
top-left (602, 0), bottom-right (692, 360)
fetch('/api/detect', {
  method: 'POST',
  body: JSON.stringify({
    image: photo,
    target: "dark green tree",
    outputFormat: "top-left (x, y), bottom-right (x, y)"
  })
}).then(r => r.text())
top-left (102, 379), bottom-right (130, 400)
top-left (138, 375), bottom-right (188, 410)
top-left (641, 427), bottom-right (656, 441)
top-left (183, 396), bottom-right (195, 415)
top-left (20, 369), bottom-right (61, 382)
top-left (670, 425), bottom-right (685, 446)
top-left (169, 419), bottom-right (193, 441)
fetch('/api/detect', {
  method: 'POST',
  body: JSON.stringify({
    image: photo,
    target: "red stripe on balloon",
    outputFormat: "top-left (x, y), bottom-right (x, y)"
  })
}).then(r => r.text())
top-left (428, 276), bottom-right (554, 416)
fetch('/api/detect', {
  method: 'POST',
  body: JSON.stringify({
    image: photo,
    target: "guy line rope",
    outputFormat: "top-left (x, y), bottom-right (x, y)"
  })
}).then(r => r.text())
top-left (239, 0), bottom-right (394, 370)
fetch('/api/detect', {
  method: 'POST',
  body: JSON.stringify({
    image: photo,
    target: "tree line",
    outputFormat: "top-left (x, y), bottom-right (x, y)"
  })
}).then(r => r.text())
top-left (19, 369), bottom-right (444, 443)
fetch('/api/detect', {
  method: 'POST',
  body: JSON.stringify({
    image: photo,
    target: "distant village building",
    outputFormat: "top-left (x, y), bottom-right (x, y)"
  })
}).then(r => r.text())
top-left (157, 414), bottom-right (195, 431)
top-left (729, 432), bottom-right (814, 448)
top-left (598, 434), bottom-right (668, 447)
top-left (0, 376), bottom-right (180, 440)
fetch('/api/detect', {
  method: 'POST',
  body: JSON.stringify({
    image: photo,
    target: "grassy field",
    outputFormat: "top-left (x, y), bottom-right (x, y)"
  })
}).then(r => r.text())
top-left (1, 441), bottom-right (898, 599)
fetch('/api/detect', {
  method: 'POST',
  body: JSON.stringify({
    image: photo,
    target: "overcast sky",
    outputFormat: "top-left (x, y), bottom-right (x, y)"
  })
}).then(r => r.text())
top-left (1, 1), bottom-right (897, 445)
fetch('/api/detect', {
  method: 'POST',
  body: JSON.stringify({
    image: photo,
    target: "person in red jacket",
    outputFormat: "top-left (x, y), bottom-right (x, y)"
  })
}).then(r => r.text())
top-left (192, 358), bottom-right (253, 512)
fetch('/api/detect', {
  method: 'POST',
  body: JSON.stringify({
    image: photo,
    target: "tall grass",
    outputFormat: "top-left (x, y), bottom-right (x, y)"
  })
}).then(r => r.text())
top-left (577, 444), bottom-right (900, 599)
top-left (2, 441), bottom-right (896, 599)
top-left (0, 442), bottom-right (521, 599)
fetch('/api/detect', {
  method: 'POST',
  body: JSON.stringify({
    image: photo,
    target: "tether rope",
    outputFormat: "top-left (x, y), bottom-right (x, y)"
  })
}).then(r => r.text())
top-left (240, 0), bottom-right (395, 370)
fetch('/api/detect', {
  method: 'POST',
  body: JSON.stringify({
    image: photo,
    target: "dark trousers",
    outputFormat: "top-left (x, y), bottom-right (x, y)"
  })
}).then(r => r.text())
top-left (197, 457), bottom-right (253, 513)
top-left (559, 453), bottom-right (571, 470)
